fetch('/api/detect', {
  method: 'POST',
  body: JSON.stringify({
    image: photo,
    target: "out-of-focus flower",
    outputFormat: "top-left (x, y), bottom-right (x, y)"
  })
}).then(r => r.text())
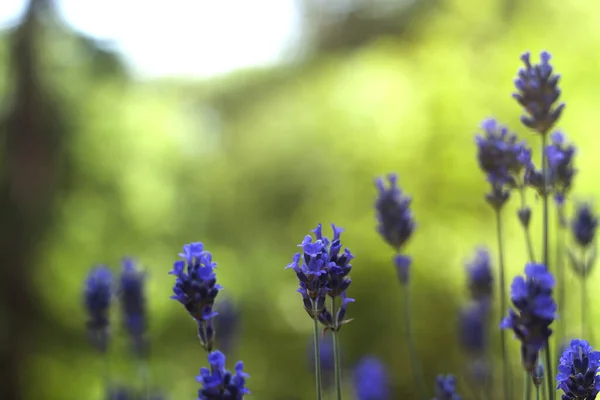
top-left (119, 258), bottom-right (147, 356)
top-left (84, 266), bottom-right (113, 352)
top-left (433, 375), bottom-right (461, 400)
top-left (353, 356), bottom-right (390, 400)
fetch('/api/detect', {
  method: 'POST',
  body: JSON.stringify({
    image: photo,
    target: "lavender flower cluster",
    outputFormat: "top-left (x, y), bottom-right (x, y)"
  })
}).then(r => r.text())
top-left (82, 51), bottom-right (600, 400)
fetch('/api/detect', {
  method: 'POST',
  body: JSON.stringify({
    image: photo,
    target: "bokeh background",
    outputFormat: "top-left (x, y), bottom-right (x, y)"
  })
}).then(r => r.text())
top-left (1, 0), bottom-right (600, 399)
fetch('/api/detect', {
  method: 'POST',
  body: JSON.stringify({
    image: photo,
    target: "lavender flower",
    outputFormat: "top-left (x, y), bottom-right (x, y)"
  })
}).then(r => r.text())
top-left (459, 301), bottom-right (489, 355)
top-left (433, 375), bottom-right (461, 400)
top-left (374, 174), bottom-right (415, 251)
top-left (213, 298), bottom-right (240, 354)
top-left (556, 339), bottom-right (600, 400)
top-left (119, 258), bottom-right (147, 356)
top-left (286, 223), bottom-right (354, 329)
top-left (353, 356), bottom-right (390, 400)
top-left (374, 174), bottom-right (415, 284)
top-left (513, 51), bottom-right (565, 134)
top-left (169, 242), bottom-right (222, 351)
top-left (546, 131), bottom-right (576, 204)
top-left (572, 203), bottom-right (598, 248)
top-left (196, 350), bottom-right (249, 400)
top-left (84, 266), bottom-right (113, 352)
top-left (466, 248), bottom-right (493, 301)
top-left (475, 118), bottom-right (530, 209)
top-left (501, 263), bottom-right (557, 371)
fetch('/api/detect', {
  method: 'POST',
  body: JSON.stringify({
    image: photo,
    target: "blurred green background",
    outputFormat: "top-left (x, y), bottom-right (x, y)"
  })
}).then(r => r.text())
top-left (1, 0), bottom-right (600, 399)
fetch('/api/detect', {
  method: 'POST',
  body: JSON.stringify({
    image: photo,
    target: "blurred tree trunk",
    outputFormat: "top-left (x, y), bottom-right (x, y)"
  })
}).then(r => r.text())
top-left (0, 0), bottom-right (64, 398)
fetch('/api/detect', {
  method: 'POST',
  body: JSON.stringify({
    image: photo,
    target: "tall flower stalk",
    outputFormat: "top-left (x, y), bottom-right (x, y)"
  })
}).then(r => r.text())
top-left (286, 224), bottom-right (354, 400)
top-left (374, 174), bottom-right (425, 400)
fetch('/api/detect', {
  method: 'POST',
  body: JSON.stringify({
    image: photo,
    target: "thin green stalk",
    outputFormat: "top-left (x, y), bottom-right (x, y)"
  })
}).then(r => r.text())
top-left (555, 205), bottom-right (566, 361)
top-left (495, 209), bottom-right (512, 400)
top-left (331, 297), bottom-right (342, 400)
top-left (402, 284), bottom-right (427, 400)
top-left (313, 304), bottom-right (323, 400)
top-left (581, 276), bottom-right (587, 339)
top-left (138, 360), bottom-right (150, 400)
top-left (524, 371), bottom-right (532, 400)
top-left (536, 385), bottom-right (541, 400)
top-left (541, 133), bottom-right (555, 400)
top-left (519, 188), bottom-right (536, 263)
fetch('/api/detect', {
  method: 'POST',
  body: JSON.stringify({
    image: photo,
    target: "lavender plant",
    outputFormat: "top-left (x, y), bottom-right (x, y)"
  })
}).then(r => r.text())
top-left (79, 50), bottom-right (600, 400)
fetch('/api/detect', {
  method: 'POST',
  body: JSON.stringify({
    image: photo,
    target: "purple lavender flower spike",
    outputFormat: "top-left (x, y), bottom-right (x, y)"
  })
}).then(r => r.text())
top-left (119, 258), bottom-right (148, 357)
top-left (196, 350), bottom-right (250, 400)
top-left (513, 51), bottom-right (565, 134)
top-left (501, 263), bottom-right (557, 372)
top-left (556, 339), bottom-right (600, 399)
top-left (353, 356), bottom-right (390, 400)
top-left (433, 375), bottom-right (462, 400)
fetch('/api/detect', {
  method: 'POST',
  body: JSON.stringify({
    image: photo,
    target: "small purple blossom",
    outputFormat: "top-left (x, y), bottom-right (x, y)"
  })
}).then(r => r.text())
top-left (571, 203), bottom-right (598, 249)
top-left (169, 242), bottom-right (222, 351)
top-left (374, 174), bottom-right (415, 251)
top-left (196, 350), bottom-right (249, 400)
top-left (501, 263), bottom-right (557, 372)
top-left (353, 356), bottom-right (390, 400)
top-left (546, 131), bottom-right (576, 203)
top-left (84, 266), bottom-right (113, 352)
top-left (513, 51), bottom-right (565, 134)
top-left (434, 375), bottom-right (461, 400)
top-left (459, 301), bottom-right (490, 355)
top-left (119, 258), bottom-right (147, 356)
top-left (286, 224), bottom-right (354, 329)
top-left (475, 118), bottom-right (530, 209)
top-left (466, 248), bottom-right (493, 301)
top-left (556, 339), bottom-right (600, 400)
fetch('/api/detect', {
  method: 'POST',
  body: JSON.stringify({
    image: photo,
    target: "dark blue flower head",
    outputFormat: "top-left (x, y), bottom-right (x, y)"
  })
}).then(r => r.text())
top-left (572, 202), bottom-right (598, 248)
top-left (459, 301), bottom-right (490, 355)
top-left (501, 263), bottom-right (557, 372)
top-left (213, 298), bottom-right (240, 354)
top-left (434, 375), bottom-right (461, 400)
top-left (475, 119), bottom-right (530, 209)
top-left (374, 174), bottom-right (415, 251)
top-left (556, 339), bottom-right (600, 400)
top-left (546, 131), bottom-right (576, 204)
top-left (353, 356), bottom-right (390, 400)
top-left (513, 51), bottom-right (565, 134)
top-left (466, 248), bottom-right (493, 301)
top-left (286, 224), bottom-right (354, 326)
top-left (169, 242), bottom-right (222, 321)
top-left (196, 350), bottom-right (249, 400)
top-left (84, 266), bottom-right (113, 352)
top-left (119, 258), bottom-right (147, 357)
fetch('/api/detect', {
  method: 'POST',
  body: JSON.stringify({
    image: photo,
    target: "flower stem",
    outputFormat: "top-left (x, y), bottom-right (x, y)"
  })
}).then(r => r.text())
top-left (402, 284), bottom-right (427, 400)
top-left (138, 359), bottom-right (150, 400)
top-left (555, 204), bottom-right (566, 360)
top-left (313, 305), bottom-right (323, 400)
top-left (536, 385), bottom-right (541, 400)
top-left (581, 276), bottom-right (587, 339)
top-left (541, 133), bottom-right (555, 400)
top-left (331, 297), bottom-right (342, 400)
top-left (519, 188), bottom-right (536, 262)
top-left (495, 209), bottom-right (511, 400)
top-left (523, 371), bottom-right (532, 400)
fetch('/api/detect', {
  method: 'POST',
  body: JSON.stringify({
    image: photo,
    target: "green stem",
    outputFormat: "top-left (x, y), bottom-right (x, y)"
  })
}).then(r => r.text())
top-left (581, 277), bottom-right (587, 339)
top-left (536, 385), bottom-right (541, 400)
top-left (138, 360), bottom-right (150, 400)
top-left (541, 133), bottom-right (555, 400)
top-left (555, 205), bottom-right (566, 362)
top-left (519, 188), bottom-right (536, 263)
top-left (331, 297), bottom-right (342, 400)
top-left (402, 284), bottom-right (427, 400)
top-left (313, 307), bottom-right (323, 400)
top-left (495, 209), bottom-right (511, 400)
top-left (524, 371), bottom-right (532, 400)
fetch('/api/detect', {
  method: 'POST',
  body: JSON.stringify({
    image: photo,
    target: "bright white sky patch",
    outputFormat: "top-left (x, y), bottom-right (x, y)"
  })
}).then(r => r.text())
top-left (0, 0), bottom-right (300, 78)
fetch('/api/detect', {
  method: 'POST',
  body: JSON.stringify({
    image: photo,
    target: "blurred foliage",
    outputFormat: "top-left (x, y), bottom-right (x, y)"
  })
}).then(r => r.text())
top-left (3, 0), bottom-right (600, 399)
